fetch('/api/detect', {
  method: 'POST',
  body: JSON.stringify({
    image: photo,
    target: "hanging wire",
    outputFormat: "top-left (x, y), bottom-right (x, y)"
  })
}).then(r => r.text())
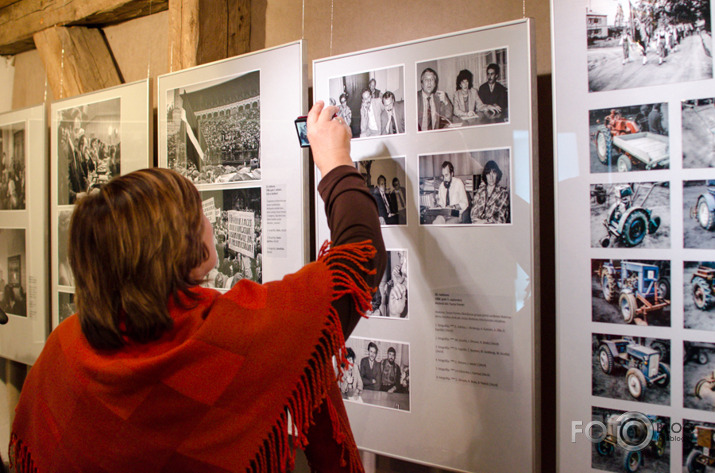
top-left (301, 0), bottom-right (305, 39)
top-left (147, 0), bottom-right (153, 78)
top-left (43, 76), bottom-right (48, 104)
top-left (329, 0), bottom-right (334, 56)
top-left (59, 46), bottom-right (65, 99)
top-left (523, 0), bottom-right (526, 18)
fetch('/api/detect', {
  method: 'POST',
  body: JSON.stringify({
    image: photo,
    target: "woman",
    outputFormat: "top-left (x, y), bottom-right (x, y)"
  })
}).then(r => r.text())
top-left (10, 102), bottom-right (385, 473)
top-left (452, 69), bottom-right (499, 119)
top-left (337, 93), bottom-right (352, 127)
top-left (339, 347), bottom-right (364, 400)
top-left (470, 160), bottom-right (510, 224)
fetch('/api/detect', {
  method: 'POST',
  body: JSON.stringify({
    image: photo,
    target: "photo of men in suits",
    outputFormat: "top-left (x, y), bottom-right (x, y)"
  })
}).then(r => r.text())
top-left (417, 67), bottom-right (453, 131)
top-left (380, 92), bottom-right (405, 135)
top-left (355, 157), bottom-right (407, 226)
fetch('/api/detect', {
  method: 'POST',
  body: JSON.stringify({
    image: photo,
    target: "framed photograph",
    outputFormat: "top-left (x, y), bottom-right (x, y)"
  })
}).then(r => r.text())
top-left (0, 105), bottom-right (48, 364)
top-left (342, 336), bottom-right (410, 412)
top-left (416, 47), bottom-right (509, 131)
top-left (328, 65), bottom-right (405, 139)
top-left (590, 181), bottom-right (670, 248)
top-left (682, 98), bottom-right (715, 168)
top-left (592, 333), bottom-right (671, 405)
top-left (684, 180), bottom-right (715, 248)
top-left (586, 0), bottom-right (713, 92)
top-left (684, 341), bottom-right (715, 411)
top-left (591, 259), bottom-right (670, 327)
top-left (419, 148), bottom-right (511, 225)
top-left (588, 103), bottom-right (669, 173)
top-left (57, 291), bottom-right (75, 325)
top-left (355, 157), bottom-right (407, 226)
top-left (367, 249), bottom-right (408, 319)
top-left (51, 79), bottom-right (151, 329)
top-left (683, 418), bottom-right (715, 471)
top-left (684, 261), bottom-right (715, 330)
top-left (159, 41), bottom-right (308, 284)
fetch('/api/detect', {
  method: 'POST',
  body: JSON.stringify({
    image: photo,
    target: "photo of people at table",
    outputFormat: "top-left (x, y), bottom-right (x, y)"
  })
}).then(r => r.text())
top-left (355, 157), bottom-right (407, 225)
top-left (419, 148), bottom-right (511, 225)
top-left (327, 65), bottom-right (405, 139)
top-left (341, 337), bottom-right (410, 412)
top-left (416, 47), bottom-right (508, 131)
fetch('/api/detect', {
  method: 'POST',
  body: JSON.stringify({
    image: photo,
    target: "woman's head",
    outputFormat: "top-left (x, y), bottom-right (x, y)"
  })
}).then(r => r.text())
top-left (69, 168), bottom-right (214, 349)
top-left (482, 160), bottom-right (503, 185)
top-left (456, 69), bottom-right (473, 91)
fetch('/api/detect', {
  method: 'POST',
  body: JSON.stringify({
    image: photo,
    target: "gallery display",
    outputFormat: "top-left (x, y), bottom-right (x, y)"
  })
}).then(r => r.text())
top-left (554, 0), bottom-right (715, 471)
top-left (314, 20), bottom-right (537, 473)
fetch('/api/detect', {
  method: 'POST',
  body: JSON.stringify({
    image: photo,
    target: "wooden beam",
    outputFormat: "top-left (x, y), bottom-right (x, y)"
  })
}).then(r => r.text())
top-left (168, 0), bottom-right (250, 72)
top-left (33, 26), bottom-right (122, 98)
top-left (0, 0), bottom-right (169, 55)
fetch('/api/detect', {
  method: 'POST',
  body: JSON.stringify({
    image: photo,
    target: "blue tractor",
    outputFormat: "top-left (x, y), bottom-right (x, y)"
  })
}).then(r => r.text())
top-left (598, 338), bottom-right (670, 399)
top-left (601, 184), bottom-right (661, 247)
top-left (596, 413), bottom-right (667, 472)
top-left (600, 261), bottom-right (670, 325)
top-left (691, 180), bottom-right (715, 231)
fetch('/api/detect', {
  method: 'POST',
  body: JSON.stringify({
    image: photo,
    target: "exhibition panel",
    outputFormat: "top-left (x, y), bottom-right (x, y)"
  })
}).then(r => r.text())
top-left (314, 20), bottom-right (538, 473)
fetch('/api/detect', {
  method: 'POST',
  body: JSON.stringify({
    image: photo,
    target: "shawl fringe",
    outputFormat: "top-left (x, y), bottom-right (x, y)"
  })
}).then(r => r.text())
top-left (9, 433), bottom-right (37, 473)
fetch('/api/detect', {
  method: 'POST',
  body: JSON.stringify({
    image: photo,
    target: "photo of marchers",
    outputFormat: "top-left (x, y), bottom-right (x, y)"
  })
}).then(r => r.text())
top-left (416, 48), bottom-right (508, 131)
top-left (366, 250), bottom-right (408, 319)
top-left (341, 337), bottom-right (410, 411)
top-left (199, 187), bottom-right (262, 288)
top-left (587, 0), bottom-right (713, 92)
top-left (57, 99), bottom-right (121, 205)
top-left (0, 121), bottom-right (26, 210)
top-left (589, 103), bottom-right (669, 173)
top-left (355, 157), bottom-right (407, 225)
top-left (419, 149), bottom-right (511, 225)
top-left (0, 228), bottom-right (27, 317)
top-left (682, 98), bottom-right (715, 168)
top-left (327, 66), bottom-right (405, 139)
top-left (166, 71), bottom-right (261, 185)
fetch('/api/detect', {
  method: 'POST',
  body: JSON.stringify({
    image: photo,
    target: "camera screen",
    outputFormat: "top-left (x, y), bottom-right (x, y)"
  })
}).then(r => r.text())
top-left (294, 118), bottom-right (309, 147)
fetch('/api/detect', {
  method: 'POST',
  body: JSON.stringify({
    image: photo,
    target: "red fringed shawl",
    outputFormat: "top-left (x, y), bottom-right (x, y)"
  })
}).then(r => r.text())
top-left (10, 241), bottom-right (375, 473)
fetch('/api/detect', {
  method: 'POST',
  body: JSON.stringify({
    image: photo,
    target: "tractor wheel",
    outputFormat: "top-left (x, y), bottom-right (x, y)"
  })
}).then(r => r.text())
top-left (650, 340), bottom-right (669, 364)
top-left (655, 362), bottom-right (670, 386)
top-left (596, 127), bottom-right (613, 165)
top-left (617, 155), bottom-right (633, 172)
top-left (692, 277), bottom-right (714, 310)
top-left (596, 440), bottom-right (614, 456)
top-left (624, 449), bottom-right (642, 473)
top-left (599, 346), bottom-right (614, 374)
top-left (619, 292), bottom-right (637, 324)
top-left (686, 448), bottom-right (706, 473)
top-left (651, 434), bottom-right (665, 458)
top-left (648, 215), bottom-right (661, 234)
top-left (622, 209), bottom-right (649, 246)
top-left (657, 277), bottom-right (670, 300)
top-left (698, 350), bottom-right (710, 365)
top-left (697, 196), bottom-right (715, 230)
top-left (601, 269), bottom-right (618, 302)
top-left (695, 378), bottom-right (712, 399)
top-left (626, 368), bottom-right (646, 399)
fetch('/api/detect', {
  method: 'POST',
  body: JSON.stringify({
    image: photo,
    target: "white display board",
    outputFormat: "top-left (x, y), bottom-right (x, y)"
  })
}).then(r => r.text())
top-left (157, 41), bottom-right (308, 286)
top-left (0, 105), bottom-right (47, 364)
top-left (51, 79), bottom-right (152, 328)
top-left (553, 0), bottom-right (715, 471)
top-left (314, 20), bottom-right (538, 473)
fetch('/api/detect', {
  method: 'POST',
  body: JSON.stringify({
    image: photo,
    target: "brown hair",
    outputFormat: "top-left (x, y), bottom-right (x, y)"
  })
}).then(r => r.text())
top-left (69, 168), bottom-right (208, 349)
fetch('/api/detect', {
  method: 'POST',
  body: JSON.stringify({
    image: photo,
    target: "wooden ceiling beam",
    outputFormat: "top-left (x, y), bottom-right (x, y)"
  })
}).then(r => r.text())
top-left (0, 0), bottom-right (168, 55)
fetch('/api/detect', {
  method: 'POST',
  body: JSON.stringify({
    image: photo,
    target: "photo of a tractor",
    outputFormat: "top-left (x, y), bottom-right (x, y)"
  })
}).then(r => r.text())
top-left (691, 263), bottom-right (715, 311)
top-left (691, 181), bottom-right (715, 231)
top-left (599, 261), bottom-right (670, 324)
top-left (598, 338), bottom-right (670, 399)
top-left (601, 184), bottom-right (661, 247)
top-left (595, 413), bottom-right (667, 473)
top-left (686, 425), bottom-right (715, 473)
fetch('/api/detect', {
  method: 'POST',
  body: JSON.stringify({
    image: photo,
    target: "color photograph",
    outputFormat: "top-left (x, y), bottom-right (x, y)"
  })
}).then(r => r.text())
top-left (684, 341), bottom-right (715, 411)
top-left (684, 261), bottom-right (715, 330)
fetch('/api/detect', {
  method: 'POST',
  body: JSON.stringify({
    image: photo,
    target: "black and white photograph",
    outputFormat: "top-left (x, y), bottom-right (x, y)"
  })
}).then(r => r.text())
top-left (592, 333), bottom-right (671, 405)
top-left (328, 66), bottom-right (405, 139)
top-left (366, 250), bottom-right (408, 319)
top-left (683, 98), bottom-right (715, 168)
top-left (0, 229), bottom-right (27, 317)
top-left (58, 291), bottom-right (76, 324)
top-left (591, 406), bottom-right (670, 473)
top-left (587, 0), bottom-right (713, 92)
top-left (0, 121), bottom-right (26, 210)
top-left (591, 259), bottom-right (671, 326)
top-left (684, 341), bottom-right (715, 411)
top-left (57, 98), bottom-right (121, 205)
top-left (200, 187), bottom-right (262, 287)
top-left (342, 336), bottom-right (410, 412)
top-left (684, 261), bottom-right (715, 331)
top-left (682, 418), bottom-right (715, 472)
top-left (166, 71), bottom-right (261, 185)
top-left (57, 210), bottom-right (74, 287)
top-left (590, 182), bottom-right (670, 248)
top-left (416, 48), bottom-right (508, 131)
top-left (355, 157), bottom-right (407, 226)
top-left (684, 180), bottom-right (715, 248)
top-left (419, 149), bottom-right (511, 225)
top-left (589, 103), bottom-right (669, 173)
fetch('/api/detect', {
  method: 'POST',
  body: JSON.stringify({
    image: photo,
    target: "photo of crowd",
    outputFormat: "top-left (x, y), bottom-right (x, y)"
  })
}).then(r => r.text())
top-left (166, 71), bottom-right (261, 185)
top-left (0, 122), bottom-right (25, 210)
top-left (416, 48), bottom-right (509, 131)
top-left (419, 149), bottom-right (511, 225)
top-left (327, 66), bottom-right (405, 139)
top-left (200, 187), bottom-right (262, 288)
top-left (366, 250), bottom-right (408, 319)
top-left (56, 99), bottom-right (121, 205)
top-left (355, 157), bottom-right (407, 226)
top-left (341, 337), bottom-right (410, 411)
top-left (0, 229), bottom-right (27, 317)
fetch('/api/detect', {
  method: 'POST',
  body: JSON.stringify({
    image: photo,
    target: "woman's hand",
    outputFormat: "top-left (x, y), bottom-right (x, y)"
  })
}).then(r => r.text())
top-left (307, 100), bottom-right (353, 176)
